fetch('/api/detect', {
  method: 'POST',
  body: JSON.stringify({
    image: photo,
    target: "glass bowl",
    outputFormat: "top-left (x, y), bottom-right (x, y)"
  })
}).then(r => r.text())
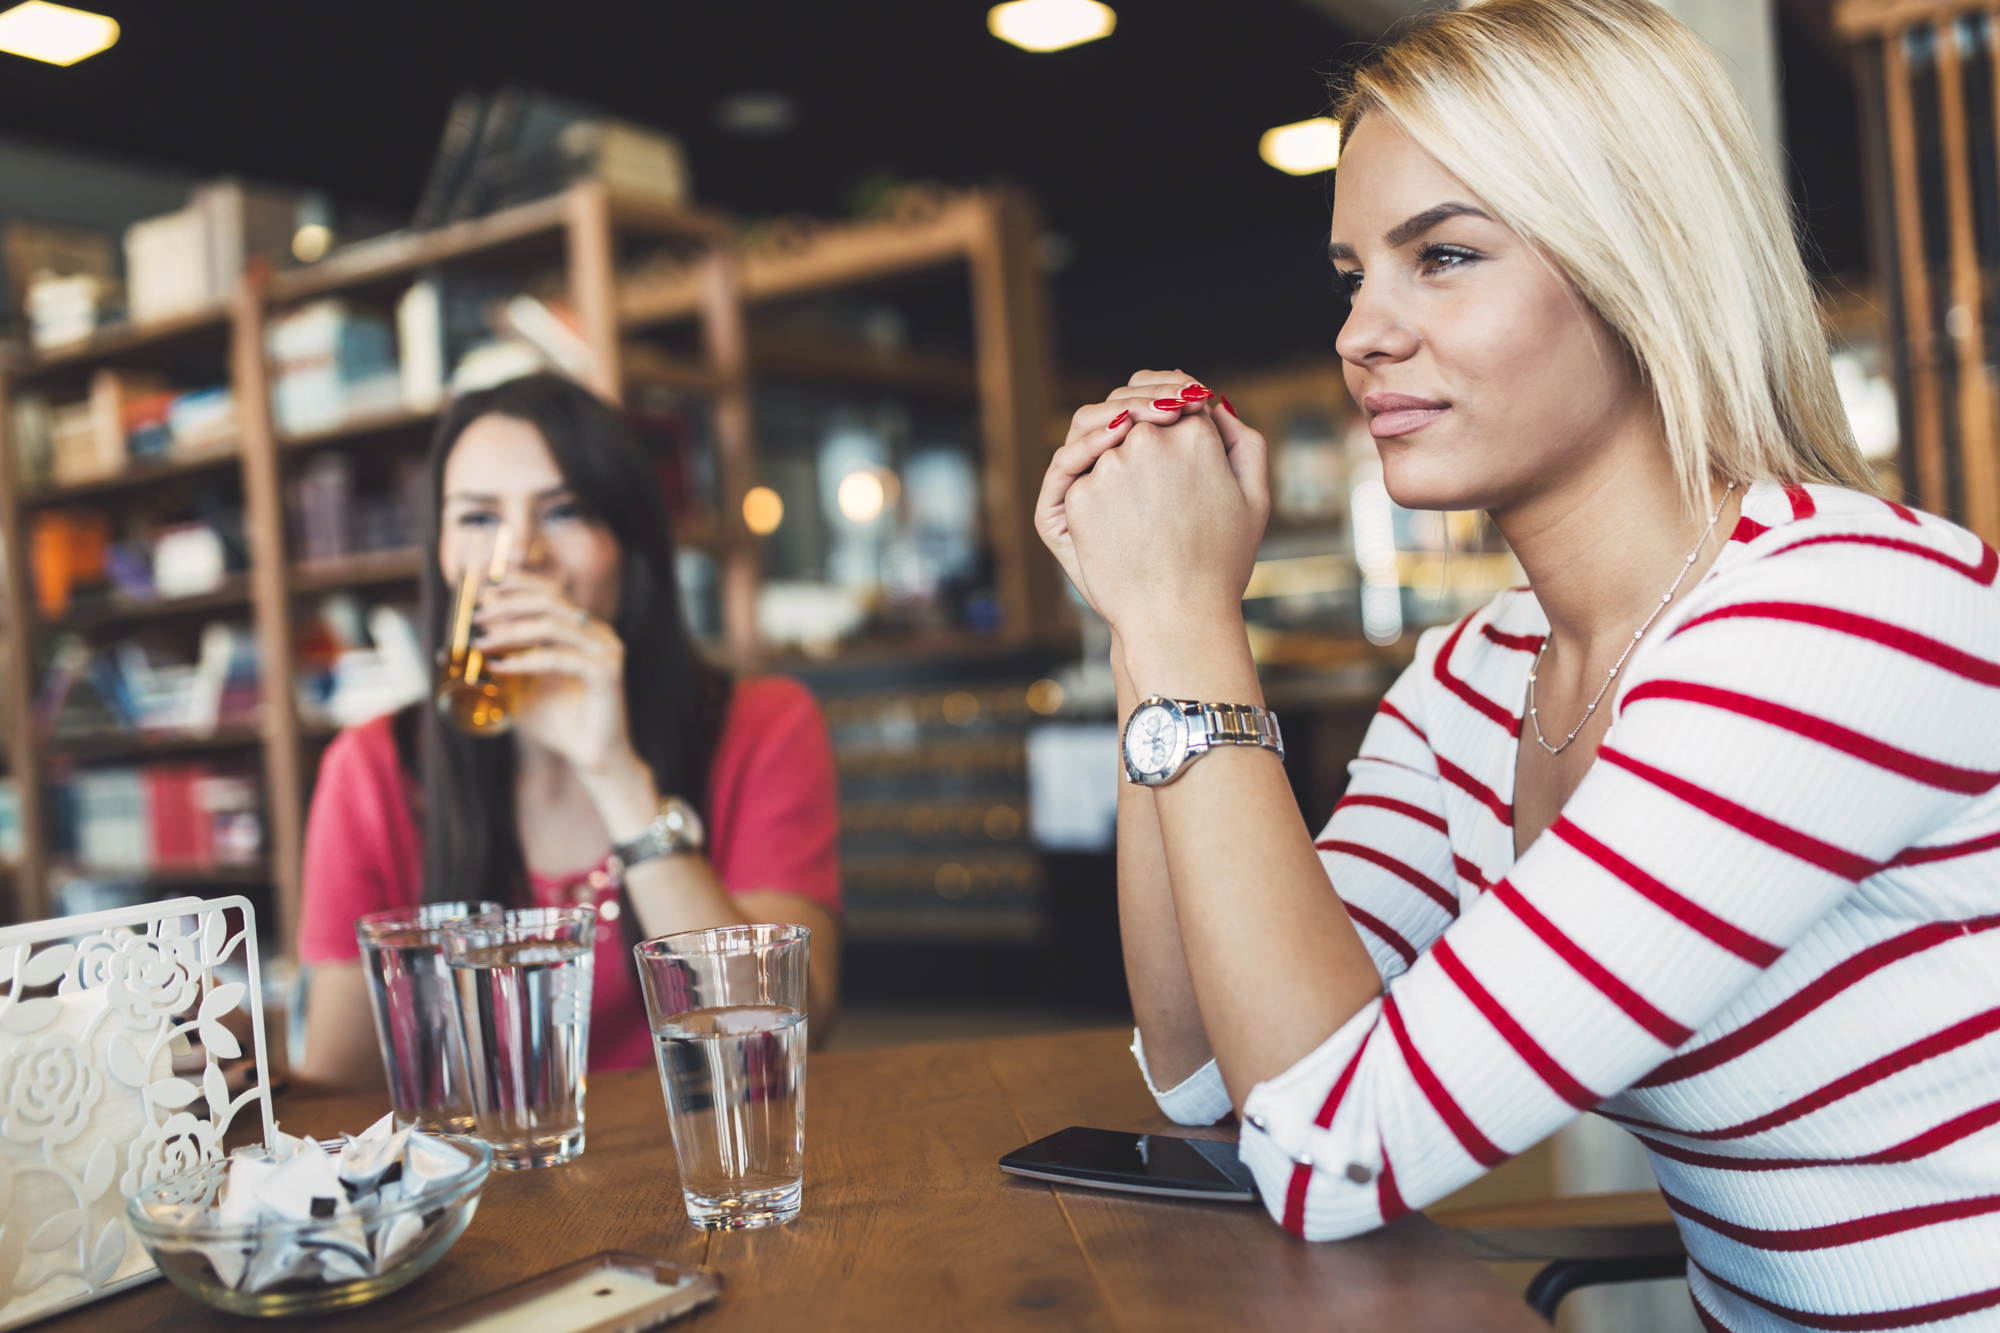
top-left (127, 1134), bottom-right (493, 1317)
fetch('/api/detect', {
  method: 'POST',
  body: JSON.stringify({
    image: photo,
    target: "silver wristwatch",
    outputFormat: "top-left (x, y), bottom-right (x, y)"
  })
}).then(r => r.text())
top-left (608, 796), bottom-right (705, 881)
top-left (1121, 695), bottom-right (1284, 787)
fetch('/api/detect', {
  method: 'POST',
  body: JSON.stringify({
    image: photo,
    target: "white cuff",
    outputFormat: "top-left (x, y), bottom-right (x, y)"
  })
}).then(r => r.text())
top-left (1130, 1028), bottom-right (1235, 1126)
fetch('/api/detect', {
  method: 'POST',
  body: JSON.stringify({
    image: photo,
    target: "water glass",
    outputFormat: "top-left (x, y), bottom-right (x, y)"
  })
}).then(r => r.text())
top-left (633, 924), bottom-right (810, 1230)
top-left (441, 906), bottom-right (595, 1170)
top-left (355, 900), bottom-right (501, 1134)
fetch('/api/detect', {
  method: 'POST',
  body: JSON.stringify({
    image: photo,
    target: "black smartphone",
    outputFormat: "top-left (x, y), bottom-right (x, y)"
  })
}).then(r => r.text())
top-left (999, 1126), bottom-right (1258, 1202)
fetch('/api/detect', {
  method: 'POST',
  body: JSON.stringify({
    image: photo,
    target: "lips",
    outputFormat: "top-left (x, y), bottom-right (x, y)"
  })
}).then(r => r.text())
top-left (1363, 392), bottom-right (1449, 438)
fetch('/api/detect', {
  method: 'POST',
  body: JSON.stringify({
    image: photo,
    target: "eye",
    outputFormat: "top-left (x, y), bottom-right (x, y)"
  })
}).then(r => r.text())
top-left (453, 510), bottom-right (500, 529)
top-left (1331, 268), bottom-right (1363, 297)
top-left (542, 500), bottom-right (590, 525)
top-left (1416, 243), bottom-right (1482, 275)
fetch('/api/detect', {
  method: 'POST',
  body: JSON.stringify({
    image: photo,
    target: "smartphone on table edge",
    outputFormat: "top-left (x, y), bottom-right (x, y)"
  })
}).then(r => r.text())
top-left (999, 1126), bottom-right (1258, 1203)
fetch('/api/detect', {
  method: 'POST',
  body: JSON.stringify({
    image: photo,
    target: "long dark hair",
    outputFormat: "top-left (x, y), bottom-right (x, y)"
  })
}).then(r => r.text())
top-left (411, 373), bottom-right (734, 921)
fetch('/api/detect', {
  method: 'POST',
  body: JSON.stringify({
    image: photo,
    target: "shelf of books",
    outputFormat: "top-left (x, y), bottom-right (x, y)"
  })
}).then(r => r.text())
top-left (0, 112), bottom-right (1071, 952)
top-left (0, 279), bottom-right (280, 932)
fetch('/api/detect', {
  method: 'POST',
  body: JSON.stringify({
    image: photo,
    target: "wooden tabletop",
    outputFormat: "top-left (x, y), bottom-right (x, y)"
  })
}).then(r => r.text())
top-left (67, 1028), bottom-right (1546, 1332)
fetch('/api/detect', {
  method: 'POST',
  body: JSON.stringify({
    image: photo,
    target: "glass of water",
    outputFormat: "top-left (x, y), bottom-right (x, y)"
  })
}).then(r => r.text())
top-left (355, 900), bottom-right (502, 1134)
top-left (441, 905), bottom-right (595, 1170)
top-left (633, 924), bottom-right (810, 1230)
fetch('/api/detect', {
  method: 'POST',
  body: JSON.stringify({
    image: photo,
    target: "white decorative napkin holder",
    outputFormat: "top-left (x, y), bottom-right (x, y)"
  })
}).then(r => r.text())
top-left (0, 895), bottom-right (276, 1329)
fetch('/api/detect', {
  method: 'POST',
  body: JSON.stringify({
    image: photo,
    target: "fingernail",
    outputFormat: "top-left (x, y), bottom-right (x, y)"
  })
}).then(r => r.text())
top-left (1218, 394), bottom-right (1237, 417)
top-left (1151, 398), bottom-right (1183, 411)
top-left (1178, 384), bottom-right (1213, 403)
top-left (1109, 410), bottom-right (1129, 430)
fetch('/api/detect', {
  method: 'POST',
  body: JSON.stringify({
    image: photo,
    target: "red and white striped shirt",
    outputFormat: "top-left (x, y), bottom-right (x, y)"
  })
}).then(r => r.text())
top-left (1140, 482), bottom-right (2000, 1331)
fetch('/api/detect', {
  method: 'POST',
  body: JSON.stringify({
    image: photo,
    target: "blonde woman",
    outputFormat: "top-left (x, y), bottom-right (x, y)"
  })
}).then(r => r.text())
top-left (1036, 0), bottom-right (2000, 1326)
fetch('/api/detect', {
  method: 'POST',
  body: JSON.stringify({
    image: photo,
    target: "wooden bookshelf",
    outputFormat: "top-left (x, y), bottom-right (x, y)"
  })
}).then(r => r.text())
top-left (44, 726), bottom-right (264, 761)
top-left (51, 575), bottom-right (254, 630)
top-left (0, 179), bottom-right (1064, 954)
top-left (291, 546), bottom-right (423, 593)
top-left (18, 448), bottom-right (241, 508)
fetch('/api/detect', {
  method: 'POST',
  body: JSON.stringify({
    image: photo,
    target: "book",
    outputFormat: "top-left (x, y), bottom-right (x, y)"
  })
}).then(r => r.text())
top-left (167, 386), bottom-right (236, 455)
top-left (412, 90), bottom-right (488, 230)
top-left (143, 765), bottom-right (213, 869)
top-left (89, 368), bottom-right (167, 478)
top-left (32, 633), bottom-right (94, 737)
top-left (289, 452), bottom-right (354, 563)
top-left (11, 392), bottom-right (51, 484)
top-left (29, 512), bottom-right (108, 618)
top-left (433, 86), bottom-right (688, 223)
top-left (49, 399), bottom-right (100, 485)
top-left (70, 768), bottom-right (145, 872)
top-left (396, 278), bottom-right (446, 411)
top-left (123, 207), bottom-right (210, 324)
top-left (267, 299), bottom-right (400, 435)
top-left (191, 178), bottom-right (297, 299)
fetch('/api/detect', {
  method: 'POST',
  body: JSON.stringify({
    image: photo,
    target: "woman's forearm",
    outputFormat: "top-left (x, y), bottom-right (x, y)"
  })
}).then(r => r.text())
top-left (1112, 632), bottom-right (1216, 1087)
top-left (1122, 614), bottom-right (1383, 1109)
top-left (574, 750), bottom-right (840, 1034)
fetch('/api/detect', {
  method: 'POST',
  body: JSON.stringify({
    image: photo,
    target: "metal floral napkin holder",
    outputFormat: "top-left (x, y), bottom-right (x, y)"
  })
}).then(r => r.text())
top-left (0, 894), bottom-right (276, 1330)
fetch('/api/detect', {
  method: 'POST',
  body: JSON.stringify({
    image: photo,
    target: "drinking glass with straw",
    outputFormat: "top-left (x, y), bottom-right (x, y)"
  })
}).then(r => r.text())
top-left (436, 523), bottom-right (524, 736)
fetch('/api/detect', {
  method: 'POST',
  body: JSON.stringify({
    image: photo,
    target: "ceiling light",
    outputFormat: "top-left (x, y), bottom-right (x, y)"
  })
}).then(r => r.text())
top-left (988, 0), bottom-right (1116, 53)
top-left (0, 1), bottom-right (118, 66)
top-left (1260, 117), bottom-right (1342, 175)
top-left (743, 485), bottom-right (784, 536)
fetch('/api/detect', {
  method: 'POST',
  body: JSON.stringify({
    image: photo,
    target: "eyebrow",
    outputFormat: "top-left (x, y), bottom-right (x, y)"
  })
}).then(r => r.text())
top-left (443, 485), bottom-right (575, 505)
top-left (1327, 201), bottom-right (1494, 262)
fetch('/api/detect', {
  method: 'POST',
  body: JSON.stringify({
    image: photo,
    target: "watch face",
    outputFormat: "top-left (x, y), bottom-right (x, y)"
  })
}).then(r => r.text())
top-left (1124, 705), bottom-right (1180, 778)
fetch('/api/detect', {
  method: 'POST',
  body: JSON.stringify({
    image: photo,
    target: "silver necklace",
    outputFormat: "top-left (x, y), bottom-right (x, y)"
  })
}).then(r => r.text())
top-left (1527, 483), bottom-right (1736, 757)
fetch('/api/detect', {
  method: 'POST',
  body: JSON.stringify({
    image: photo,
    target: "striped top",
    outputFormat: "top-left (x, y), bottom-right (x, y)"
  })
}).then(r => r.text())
top-left (1142, 482), bottom-right (2000, 1331)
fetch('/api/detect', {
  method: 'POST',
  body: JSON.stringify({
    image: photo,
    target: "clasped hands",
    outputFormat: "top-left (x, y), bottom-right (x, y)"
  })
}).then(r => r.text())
top-left (1036, 370), bottom-right (1270, 664)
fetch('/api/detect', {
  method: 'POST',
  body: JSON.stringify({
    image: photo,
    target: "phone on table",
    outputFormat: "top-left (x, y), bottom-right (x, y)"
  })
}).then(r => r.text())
top-left (999, 1126), bottom-right (1258, 1202)
top-left (388, 1252), bottom-right (720, 1333)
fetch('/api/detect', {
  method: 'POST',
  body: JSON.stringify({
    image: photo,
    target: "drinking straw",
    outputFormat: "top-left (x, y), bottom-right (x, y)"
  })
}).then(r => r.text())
top-left (452, 524), bottom-right (511, 682)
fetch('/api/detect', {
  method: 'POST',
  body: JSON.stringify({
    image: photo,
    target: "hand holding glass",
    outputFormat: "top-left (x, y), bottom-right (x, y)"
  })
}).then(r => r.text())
top-left (437, 523), bottom-right (525, 736)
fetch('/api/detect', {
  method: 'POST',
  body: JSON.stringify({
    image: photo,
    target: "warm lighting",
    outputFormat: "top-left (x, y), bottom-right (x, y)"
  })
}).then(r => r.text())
top-left (0, 1), bottom-right (118, 65)
top-left (1260, 117), bottom-right (1342, 175)
top-left (836, 469), bottom-right (885, 523)
top-left (743, 485), bottom-right (784, 535)
top-left (1025, 678), bottom-right (1064, 714)
top-left (291, 224), bottom-right (333, 263)
top-left (988, 0), bottom-right (1115, 53)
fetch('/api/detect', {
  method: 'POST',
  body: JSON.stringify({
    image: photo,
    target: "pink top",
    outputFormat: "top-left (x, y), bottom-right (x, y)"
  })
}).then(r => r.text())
top-left (299, 676), bottom-right (841, 1070)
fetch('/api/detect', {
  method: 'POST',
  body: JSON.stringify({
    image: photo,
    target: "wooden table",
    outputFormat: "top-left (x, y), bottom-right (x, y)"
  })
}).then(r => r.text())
top-left (67, 1029), bottom-right (1546, 1331)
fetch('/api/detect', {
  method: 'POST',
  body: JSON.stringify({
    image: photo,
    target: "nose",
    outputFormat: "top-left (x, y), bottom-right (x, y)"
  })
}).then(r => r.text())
top-left (518, 527), bottom-right (553, 572)
top-left (1335, 278), bottom-right (1420, 372)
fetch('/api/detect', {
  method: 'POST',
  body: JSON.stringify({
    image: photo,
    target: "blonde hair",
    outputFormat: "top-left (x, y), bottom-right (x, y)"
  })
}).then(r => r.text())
top-left (1337, 0), bottom-right (1879, 510)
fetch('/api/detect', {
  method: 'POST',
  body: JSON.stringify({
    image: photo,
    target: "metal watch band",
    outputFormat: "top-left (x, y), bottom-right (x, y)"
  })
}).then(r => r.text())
top-left (607, 798), bottom-right (703, 881)
top-left (1193, 701), bottom-right (1284, 757)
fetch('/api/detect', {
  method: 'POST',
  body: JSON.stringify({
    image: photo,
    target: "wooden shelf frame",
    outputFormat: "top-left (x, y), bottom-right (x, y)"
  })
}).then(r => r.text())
top-left (1839, 0), bottom-right (2000, 543)
top-left (621, 186), bottom-right (1065, 649)
top-left (0, 179), bottom-right (1062, 957)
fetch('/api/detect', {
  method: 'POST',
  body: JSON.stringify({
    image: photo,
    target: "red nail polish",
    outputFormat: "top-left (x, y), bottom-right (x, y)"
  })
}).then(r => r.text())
top-left (1151, 398), bottom-right (1183, 411)
top-left (1218, 394), bottom-right (1237, 417)
top-left (1179, 384), bottom-right (1213, 403)
top-left (1108, 410), bottom-right (1129, 430)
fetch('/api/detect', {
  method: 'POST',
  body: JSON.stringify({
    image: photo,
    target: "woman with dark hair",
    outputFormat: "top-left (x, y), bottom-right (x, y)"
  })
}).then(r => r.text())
top-left (294, 373), bottom-right (841, 1083)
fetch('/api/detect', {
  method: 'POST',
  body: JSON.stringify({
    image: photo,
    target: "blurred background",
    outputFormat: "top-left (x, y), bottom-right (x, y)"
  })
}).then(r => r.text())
top-left (0, 0), bottom-right (1977, 1324)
